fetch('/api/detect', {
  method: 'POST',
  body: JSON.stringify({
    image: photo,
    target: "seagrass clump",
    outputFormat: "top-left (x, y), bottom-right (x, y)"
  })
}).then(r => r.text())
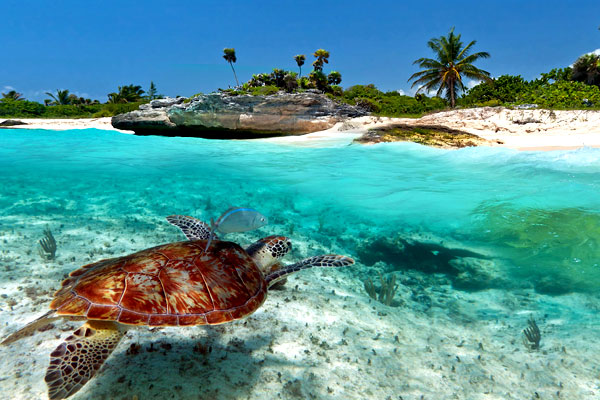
top-left (38, 227), bottom-right (57, 261)
top-left (364, 272), bottom-right (398, 306)
top-left (523, 316), bottom-right (541, 350)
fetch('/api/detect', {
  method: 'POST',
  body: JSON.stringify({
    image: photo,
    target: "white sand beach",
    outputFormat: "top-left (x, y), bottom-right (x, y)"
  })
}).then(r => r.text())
top-left (4, 107), bottom-right (600, 150)
top-left (1, 117), bottom-right (133, 133)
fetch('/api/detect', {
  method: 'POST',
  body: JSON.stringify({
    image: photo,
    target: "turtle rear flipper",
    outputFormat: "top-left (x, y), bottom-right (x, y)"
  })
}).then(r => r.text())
top-left (266, 255), bottom-right (354, 289)
top-left (1, 310), bottom-right (60, 345)
top-left (166, 215), bottom-right (214, 241)
top-left (46, 320), bottom-right (125, 400)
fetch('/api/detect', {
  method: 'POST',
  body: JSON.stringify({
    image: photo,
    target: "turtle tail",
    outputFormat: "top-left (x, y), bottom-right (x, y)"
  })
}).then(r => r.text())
top-left (265, 255), bottom-right (354, 289)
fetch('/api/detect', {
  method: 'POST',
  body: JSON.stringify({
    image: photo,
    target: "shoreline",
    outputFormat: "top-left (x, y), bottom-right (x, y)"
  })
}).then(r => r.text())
top-left (0, 117), bottom-right (134, 133)
top-left (3, 107), bottom-right (600, 151)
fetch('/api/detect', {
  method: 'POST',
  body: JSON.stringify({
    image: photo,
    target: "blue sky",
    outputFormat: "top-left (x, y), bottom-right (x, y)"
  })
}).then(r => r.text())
top-left (1, 0), bottom-right (599, 102)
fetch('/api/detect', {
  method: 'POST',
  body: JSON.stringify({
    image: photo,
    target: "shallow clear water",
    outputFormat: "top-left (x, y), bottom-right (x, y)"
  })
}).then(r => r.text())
top-left (1, 129), bottom-right (600, 399)
top-left (2, 129), bottom-right (599, 293)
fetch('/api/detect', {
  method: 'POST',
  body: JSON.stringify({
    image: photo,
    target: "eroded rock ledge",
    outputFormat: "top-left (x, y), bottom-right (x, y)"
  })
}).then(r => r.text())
top-left (355, 124), bottom-right (492, 148)
top-left (111, 92), bottom-right (366, 138)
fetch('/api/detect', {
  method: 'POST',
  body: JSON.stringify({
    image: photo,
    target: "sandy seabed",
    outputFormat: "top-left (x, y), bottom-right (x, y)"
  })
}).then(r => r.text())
top-left (0, 208), bottom-right (599, 400)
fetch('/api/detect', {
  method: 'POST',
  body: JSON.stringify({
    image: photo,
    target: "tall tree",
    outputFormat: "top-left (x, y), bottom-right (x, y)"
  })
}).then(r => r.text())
top-left (312, 49), bottom-right (330, 72)
top-left (409, 28), bottom-right (491, 107)
top-left (147, 81), bottom-right (158, 100)
top-left (571, 53), bottom-right (600, 87)
top-left (45, 89), bottom-right (72, 105)
top-left (1, 90), bottom-right (25, 101)
top-left (223, 48), bottom-right (239, 87)
top-left (294, 54), bottom-right (306, 77)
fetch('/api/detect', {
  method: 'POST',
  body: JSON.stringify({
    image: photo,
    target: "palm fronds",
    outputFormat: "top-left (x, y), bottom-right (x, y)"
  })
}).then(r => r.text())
top-left (409, 27), bottom-right (491, 107)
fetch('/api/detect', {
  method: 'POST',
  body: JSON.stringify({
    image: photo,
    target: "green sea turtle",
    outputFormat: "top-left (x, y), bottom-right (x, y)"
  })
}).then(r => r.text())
top-left (2, 216), bottom-right (354, 399)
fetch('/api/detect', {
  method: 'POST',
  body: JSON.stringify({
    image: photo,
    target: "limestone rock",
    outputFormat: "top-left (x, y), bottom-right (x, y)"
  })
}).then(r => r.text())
top-left (112, 92), bottom-right (366, 138)
top-left (0, 119), bottom-right (27, 127)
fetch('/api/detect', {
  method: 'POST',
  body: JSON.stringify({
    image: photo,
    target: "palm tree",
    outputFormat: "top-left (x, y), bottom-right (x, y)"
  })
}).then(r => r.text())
top-left (1, 90), bottom-right (25, 101)
top-left (223, 48), bottom-right (239, 87)
top-left (294, 54), bottom-right (306, 77)
top-left (327, 71), bottom-right (342, 85)
top-left (107, 85), bottom-right (145, 103)
top-left (409, 28), bottom-right (491, 107)
top-left (312, 49), bottom-right (330, 72)
top-left (45, 89), bottom-right (72, 105)
top-left (571, 53), bottom-right (600, 87)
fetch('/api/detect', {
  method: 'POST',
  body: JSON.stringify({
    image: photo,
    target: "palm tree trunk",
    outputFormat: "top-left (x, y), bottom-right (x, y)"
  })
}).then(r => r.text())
top-left (449, 79), bottom-right (456, 108)
top-left (229, 62), bottom-right (240, 87)
top-left (299, 66), bottom-right (302, 78)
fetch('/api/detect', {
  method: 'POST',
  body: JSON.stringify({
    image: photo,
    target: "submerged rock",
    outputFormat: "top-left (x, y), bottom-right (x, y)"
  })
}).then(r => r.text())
top-left (112, 92), bottom-right (367, 138)
top-left (355, 123), bottom-right (490, 148)
top-left (356, 234), bottom-right (507, 291)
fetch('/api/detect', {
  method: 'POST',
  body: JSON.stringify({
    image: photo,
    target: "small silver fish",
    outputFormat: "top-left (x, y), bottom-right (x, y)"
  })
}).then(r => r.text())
top-left (205, 207), bottom-right (268, 251)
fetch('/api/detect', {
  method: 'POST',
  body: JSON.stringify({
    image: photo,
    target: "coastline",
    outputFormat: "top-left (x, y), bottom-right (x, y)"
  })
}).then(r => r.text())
top-left (3, 107), bottom-right (600, 151)
top-left (0, 117), bottom-right (133, 133)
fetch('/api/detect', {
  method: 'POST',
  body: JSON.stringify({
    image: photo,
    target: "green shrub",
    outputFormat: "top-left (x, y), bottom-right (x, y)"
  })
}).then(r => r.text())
top-left (479, 99), bottom-right (502, 107)
top-left (250, 85), bottom-right (280, 96)
top-left (339, 84), bottom-right (446, 117)
top-left (329, 85), bottom-right (343, 96)
top-left (518, 80), bottom-right (600, 108)
top-left (283, 73), bottom-right (298, 92)
top-left (43, 104), bottom-right (103, 117)
top-left (91, 109), bottom-right (113, 118)
top-left (0, 100), bottom-right (45, 117)
top-left (98, 102), bottom-right (145, 116)
top-left (462, 75), bottom-right (529, 105)
top-left (354, 97), bottom-right (381, 113)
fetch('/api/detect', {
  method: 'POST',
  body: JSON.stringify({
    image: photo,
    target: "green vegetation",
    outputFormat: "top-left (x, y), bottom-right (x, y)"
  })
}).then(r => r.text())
top-left (409, 27), bottom-right (491, 107)
top-left (147, 81), bottom-right (159, 100)
top-left (462, 71), bottom-right (600, 109)
top-left (223, 48), bottom-right (239, 87)
top-left (0, 99), bottom-right (144, 118)
top-left (340, 84), bottom-right (445, 116)
top-left (312, 49), bottom-right (330, 72)
top-left (0, 82), bottom-right (157, 118)
top-left (107, 84), bottom-right (145, 103)
top-left (572, 53), bottom-right (600, 86)
top-left (294, 54), bottom-right (306, 77)
top-left (216, 46), bottom-right (446, 117)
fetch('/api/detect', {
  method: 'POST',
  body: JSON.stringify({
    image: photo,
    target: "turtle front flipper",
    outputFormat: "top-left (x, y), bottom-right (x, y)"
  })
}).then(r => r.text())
top-left (166, 215), bottom-right (214, 241)
top-left (45, 320), bottom-right (125, 400)
top-left (265, 255), bottom-right (354, 289)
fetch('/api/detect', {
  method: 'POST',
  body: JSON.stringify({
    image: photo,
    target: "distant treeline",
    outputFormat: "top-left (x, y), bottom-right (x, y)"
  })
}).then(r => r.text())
top-left (0, 83), bottom-right (159, 118)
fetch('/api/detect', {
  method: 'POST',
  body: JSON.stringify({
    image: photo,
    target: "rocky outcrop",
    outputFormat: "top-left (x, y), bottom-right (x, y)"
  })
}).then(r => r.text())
top-left (355, 123), bottom-right (492, 148)
top-left (0, 119), bottom-right (27, 127)
top-left (112, 92), bottom-right (367, 138)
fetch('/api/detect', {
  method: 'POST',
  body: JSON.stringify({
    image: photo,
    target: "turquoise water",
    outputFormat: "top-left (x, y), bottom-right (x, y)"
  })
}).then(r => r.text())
top-left (1, 128), bottom-right (600, 294)
top-left (2, 128), bottom-right (600, 399)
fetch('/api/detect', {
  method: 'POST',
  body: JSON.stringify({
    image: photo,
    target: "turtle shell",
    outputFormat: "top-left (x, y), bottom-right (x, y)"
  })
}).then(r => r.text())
top-left (50, 240), bottom-right (266, 326)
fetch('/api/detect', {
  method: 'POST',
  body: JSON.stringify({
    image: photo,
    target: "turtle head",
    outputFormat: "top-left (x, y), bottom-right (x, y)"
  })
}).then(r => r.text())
top-left (246, 236), bottom-right (292, 274)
